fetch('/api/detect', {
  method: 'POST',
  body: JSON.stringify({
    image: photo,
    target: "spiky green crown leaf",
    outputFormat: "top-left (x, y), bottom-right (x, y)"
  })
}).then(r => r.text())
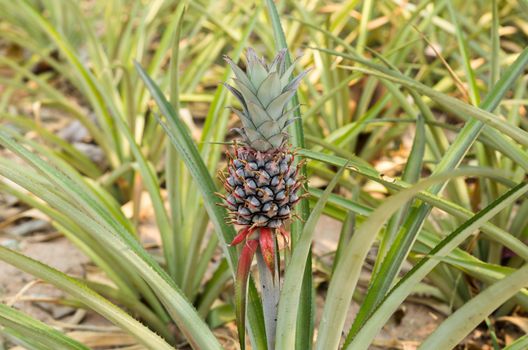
top-left (224, 48), bottom-right (308, 152)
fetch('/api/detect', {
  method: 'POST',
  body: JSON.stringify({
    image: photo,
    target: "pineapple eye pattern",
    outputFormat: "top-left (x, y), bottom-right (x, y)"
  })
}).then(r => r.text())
top-left (224, 148), bottom-right (301, 228)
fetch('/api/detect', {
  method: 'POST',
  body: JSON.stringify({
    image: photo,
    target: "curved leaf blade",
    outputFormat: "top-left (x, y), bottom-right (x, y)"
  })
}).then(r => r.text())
top-left (0, 303), bottom-right (90, 350)
top-left (276, 164), bottom-right (347, 350)
top-left (419, 263), bottom-right (528, 350)
top-left (346, 182), bottom-right (528, 349)
top-left (315, 169), bottom-right (521, 350)
top-left (0, 246), bottom-right (175, 350)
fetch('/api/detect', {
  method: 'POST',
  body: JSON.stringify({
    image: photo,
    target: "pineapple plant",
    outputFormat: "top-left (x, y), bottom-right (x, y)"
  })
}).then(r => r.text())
top-left (219, 48), bottom-right (308, 348)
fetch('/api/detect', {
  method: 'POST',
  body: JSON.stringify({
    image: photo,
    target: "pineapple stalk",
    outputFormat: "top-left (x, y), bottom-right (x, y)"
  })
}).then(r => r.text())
top-left (220, 48), bottom-right (307, 350)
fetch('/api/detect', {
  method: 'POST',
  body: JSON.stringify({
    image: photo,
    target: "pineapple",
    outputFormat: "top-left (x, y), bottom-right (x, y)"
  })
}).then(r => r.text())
top-left (221, 48), bottom-right (307, 236)
top-left (220, 48), bottom-right (308, 350)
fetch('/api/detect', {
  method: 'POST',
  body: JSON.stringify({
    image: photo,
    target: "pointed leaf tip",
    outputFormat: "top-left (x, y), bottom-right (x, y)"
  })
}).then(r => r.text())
top-left (230, 227), bottom-right (252, 246)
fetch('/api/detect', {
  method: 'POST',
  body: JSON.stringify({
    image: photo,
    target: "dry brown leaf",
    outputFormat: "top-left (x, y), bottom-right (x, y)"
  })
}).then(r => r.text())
top-left (66, 331), bottom-right (141, 348)
top-left (496, 316), bottom-right (528, 333)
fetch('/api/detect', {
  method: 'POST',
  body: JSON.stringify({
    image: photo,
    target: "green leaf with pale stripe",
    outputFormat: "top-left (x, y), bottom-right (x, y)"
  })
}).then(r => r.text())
top-left (300, 149), bottom-right (528, 261)
top-left (503, 335), bottom-right (528, 350)
top-left (419, 263), bottom-right (528, 350)
top-left (315, 170), bottom-right (524, 350)
top-left (345, 182), bottom-right (528, 350)
top-left (135, 62), bottom-right (238, 271)
top-left (276, 164), bottom-right (347, 350)
top-left (265, 4), bottom-right (312, 349)
top-left (0, 246), bottom-right (175, 350)
top-left (0, 303), bottom-right (90, 350)
top-left (0, 131), bottom-right (222, 350)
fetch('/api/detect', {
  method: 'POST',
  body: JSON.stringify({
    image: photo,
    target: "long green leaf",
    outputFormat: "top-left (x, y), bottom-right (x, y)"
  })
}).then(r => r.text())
top-left (503, 335), bottom-right (528, 350)
top-left (264, 4), bottom-right (312, 348)
top-left (0, 131), bottom-right (222, 350)
top-left (419, 263), bottom-right (528, 349)
top-left (376, 113), bottom-right (425, 271)
top-left (346, 182), bottom-right (528, 349)
top-left (312, 46), bottom-right (528, 170)
top-left (0, 303), bottom-right (90, 350)
top-left (301, 149), bottom-right (528, 260)
top-left (0, 246), bottom-right (174, 350)
top-left (343, 44), bottom-right (528, 342)
top-left (446, 0), bottom-right (480, 106)
top-left (2, 328), bottom-right (54, 350)
top-left (276, 164), bottom-right (347, 350)
top-left (315, 169), bottom-right (521, 350)
top-left (166, 1), bottom-right (186, 283)
top-left (135, 62), bottom-right (237, 274)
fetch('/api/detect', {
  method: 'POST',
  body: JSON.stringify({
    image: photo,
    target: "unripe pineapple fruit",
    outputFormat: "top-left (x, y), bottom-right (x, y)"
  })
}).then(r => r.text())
top-left (221, 48), bottom-right (307, 230)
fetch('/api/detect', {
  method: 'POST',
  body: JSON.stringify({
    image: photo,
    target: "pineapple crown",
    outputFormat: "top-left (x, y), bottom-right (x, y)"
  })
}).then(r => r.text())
top-left (223, 48), bottom-right (308, 152)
